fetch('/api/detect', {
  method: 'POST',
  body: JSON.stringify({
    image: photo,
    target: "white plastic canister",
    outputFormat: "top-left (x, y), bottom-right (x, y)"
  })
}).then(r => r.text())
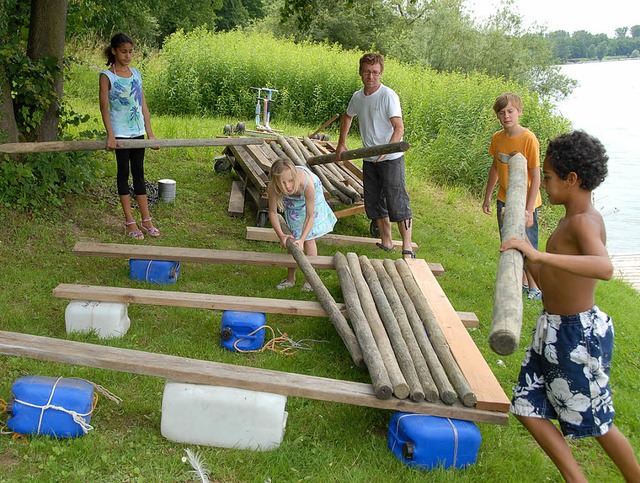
top-left (160, 381), bottom-right (288, 451)
top-left (64, 300), bottom-right (130, 338)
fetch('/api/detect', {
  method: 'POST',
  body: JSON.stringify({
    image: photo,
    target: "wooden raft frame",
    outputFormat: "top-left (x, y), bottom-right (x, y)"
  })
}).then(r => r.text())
top-left (61, 243), bottom-right (506, 411)
top-left (66, 242), bottom-right (478, 327)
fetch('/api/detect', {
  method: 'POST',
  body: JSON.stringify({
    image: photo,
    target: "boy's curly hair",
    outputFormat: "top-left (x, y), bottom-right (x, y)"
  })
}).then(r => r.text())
top-left (546, 130), bottom-right (608, 191)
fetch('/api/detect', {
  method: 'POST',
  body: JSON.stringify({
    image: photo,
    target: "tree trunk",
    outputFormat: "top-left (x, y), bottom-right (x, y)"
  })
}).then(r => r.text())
top-left (27, 0), bottom-right (68, 142)
top-left (0, 67), bottom-right (19, 147)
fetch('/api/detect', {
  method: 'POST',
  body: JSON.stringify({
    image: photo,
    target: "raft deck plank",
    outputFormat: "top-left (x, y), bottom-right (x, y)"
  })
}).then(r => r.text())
top-left (407, 259), bottom-right (510, 412)
top-left (0, 330), bottom-right (507, 424)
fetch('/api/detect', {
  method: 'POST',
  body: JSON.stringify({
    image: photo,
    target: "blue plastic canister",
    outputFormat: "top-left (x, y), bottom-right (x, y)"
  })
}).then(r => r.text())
top-left (220, 311), bottom-right (266, 352)
top-left (129, 259), bottom-right (181, 284)
top-left (6, 376), bottom-right (94, 438)
top-left (388, 412), bottom-right (481, 470)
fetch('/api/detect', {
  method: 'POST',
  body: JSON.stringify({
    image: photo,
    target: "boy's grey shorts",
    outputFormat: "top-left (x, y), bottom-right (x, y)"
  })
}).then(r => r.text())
top-left (363, 155), bottom-right (412, 222)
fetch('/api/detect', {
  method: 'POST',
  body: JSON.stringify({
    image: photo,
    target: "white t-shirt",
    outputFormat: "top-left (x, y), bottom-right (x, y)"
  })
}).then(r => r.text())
top-left (345, 84), bottom-right (403, 161)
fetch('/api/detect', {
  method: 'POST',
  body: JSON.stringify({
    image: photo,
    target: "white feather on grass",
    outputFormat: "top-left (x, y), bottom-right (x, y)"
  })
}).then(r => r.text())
top-left (182, 448), bottom-right (210, 483)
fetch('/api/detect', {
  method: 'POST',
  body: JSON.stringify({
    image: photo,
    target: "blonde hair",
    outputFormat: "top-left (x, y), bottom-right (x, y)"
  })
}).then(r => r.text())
top-left (269, 158), bottom-right (299, 211)
top-left (493, 92), bottom-right (522, 114)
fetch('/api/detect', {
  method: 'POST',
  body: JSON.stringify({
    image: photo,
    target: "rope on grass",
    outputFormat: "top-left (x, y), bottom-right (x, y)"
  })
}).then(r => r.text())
top-left (233, 325), bottom-right (327, 355)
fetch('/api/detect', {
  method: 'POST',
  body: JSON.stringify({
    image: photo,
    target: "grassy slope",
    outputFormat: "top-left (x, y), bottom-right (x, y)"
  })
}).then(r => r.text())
top-left (1, 81), bottom-right (639, 483)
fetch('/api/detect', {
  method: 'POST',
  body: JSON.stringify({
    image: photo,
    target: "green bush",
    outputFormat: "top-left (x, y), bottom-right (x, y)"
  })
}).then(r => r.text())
top-left (144, 29), bottom-right (572, 194)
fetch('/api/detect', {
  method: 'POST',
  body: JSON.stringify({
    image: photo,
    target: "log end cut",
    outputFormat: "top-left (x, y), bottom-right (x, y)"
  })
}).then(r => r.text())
top-left (488, 329), bottom-right (519, 356)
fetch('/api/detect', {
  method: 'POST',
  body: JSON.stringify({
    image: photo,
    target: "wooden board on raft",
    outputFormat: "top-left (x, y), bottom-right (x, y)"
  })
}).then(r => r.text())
top-left (0, 330), bottom-right (507, 424)
top-left (406, 259), bottom-right (511, 412)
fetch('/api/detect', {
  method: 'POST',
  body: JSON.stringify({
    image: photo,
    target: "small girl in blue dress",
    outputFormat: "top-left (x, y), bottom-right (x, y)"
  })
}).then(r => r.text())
top-left (267, 158), bottom-right (337, 291)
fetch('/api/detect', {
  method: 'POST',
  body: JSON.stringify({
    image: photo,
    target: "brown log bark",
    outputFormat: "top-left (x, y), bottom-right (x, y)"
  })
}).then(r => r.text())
top-left (307, 141), bottom-right (410, 165)
top-left (269, 140), bottom-right (287, 159)
top-left (334, 253), bottom-right (392, 399)
top-left (323, 163), bottom-right (361, 202)
top-left (318, 165), bottom-right (354, 204)
top-left (275, 135), bottom-right (304, 165)
top-left (346, 253), bottom-right (409, 399)
top-left (489, 153), bottom-right (527, 356)
top-left (287, 136), bottom-right (308, 163)
top-left (371, 259), bottom-right (439, 403)
top-left (359, 256), bottom-right (424, 402)
top-left (382, 259), bottom-right (457, 405)
top-left (395, 259), bottom-right (477, 407)
top-left (284, 237), bottom-right (364, 367)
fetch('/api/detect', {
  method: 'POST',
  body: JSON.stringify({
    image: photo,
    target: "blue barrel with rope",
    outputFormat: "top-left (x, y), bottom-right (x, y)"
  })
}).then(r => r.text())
top-left (220, 311), bottom-right (266, 352)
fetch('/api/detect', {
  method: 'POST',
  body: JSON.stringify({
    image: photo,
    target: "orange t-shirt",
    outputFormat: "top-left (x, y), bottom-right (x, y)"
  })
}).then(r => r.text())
top-left (489, 128), bottom-right (542, 207)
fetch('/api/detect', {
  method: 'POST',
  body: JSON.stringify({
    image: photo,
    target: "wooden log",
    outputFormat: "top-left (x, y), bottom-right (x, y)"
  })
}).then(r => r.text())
top-left (371, 259), bottom-right (439, 403)
top-left (395, 259), bottom-right (477, 407)
top-left (0, 330), bottom-right (509, 424)
top-left (284, 237), bottom-right (364, 368)
top-left (334, 253), bottom-right (392, 399)
top-left (382, 259), bottom-right (457, 405)
top-left (489, 152), bottom-right (527, 356)
top-left (346, 253), bottom-right (409, 399)
top-left (302, 137), bottom-right (323, 157)
top-left (307, 141), bottom-right (410, 166)
top-left (287, 136), bottom-right (308, 163)
top-left (275, 136), bottom-right (304, 165)
top-left (323, 163), bottom-right (361, 202)
top-left (269, 140), bottom-right (287, 159)
top-left (317, 165), bottom-right (353, 204)
top-left (359, 256), bottom-right (424, 402)
top-left (0, 137), bottom-right (262, 154)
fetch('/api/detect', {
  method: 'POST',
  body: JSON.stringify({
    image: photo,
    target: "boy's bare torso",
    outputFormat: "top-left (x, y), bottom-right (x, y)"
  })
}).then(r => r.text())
top-left (538, 208), bottom-right (607, 316)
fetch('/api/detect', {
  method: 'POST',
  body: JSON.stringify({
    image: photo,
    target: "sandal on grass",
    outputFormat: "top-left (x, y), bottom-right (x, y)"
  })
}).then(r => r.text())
top-left (375, 242), bottom-right (395, 252)
top-left (302, 281), bottom-right (313, 292)
top-left (402, 249), bottom-right (416, 259)
top-left (140, 217), bottom-right (160, 237)
top-left (277, 279), bottom-right (295, 290)
top-left (124, 220), bottom-right (144, 240)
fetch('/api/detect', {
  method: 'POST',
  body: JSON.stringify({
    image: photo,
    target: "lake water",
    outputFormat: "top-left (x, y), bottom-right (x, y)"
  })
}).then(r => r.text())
top-left (556, 60), bottom-right (640, 255)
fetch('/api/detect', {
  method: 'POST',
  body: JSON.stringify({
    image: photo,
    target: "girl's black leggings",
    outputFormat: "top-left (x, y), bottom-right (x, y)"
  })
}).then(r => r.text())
top-left (115, 136), bottom-right (146, 196)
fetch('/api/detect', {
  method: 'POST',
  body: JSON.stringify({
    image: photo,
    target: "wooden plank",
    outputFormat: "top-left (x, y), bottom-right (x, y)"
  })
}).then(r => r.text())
top-left (0, 330), bottom-right (508, 424)
top-left (341, 160), bottom-right (364, 181)
top-left (228, 180), bottom-right (245, 217)
top-left (246, 226), bottom-right (421, 253)
top-left (227, 145), bottom-right (268, 191)
top-left (72, 242), bottom-right (336, 270)
top-left (406, 259), bottom-right (511, 412)
top-left (0, 137), bottom-right (262, 154)
top-left (245, 144), bottom-right (274, 172)
top-left (53, 284), bottom-right (340, 317)
top-left (334, 204), bottom-right (366, 219)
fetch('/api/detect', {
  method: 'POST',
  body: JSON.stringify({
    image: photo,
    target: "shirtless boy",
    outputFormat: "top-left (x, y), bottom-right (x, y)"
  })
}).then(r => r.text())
top-left (500, 130), bottom-right (640, 482)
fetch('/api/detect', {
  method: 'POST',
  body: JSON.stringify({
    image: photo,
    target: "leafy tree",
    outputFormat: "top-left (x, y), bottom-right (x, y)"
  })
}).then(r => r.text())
top-left (631, 25), bottom-right (640, 38)
top-left (614, 27), bottom-right (628, 39)
top-left (596, 40), bottom-right (609, 60)
top-left (215, 0), bottom-right (265, 31)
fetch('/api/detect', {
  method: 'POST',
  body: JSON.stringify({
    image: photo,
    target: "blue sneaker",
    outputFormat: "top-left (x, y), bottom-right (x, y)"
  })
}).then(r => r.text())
top-left (527, 288), bottom-right (542, 300)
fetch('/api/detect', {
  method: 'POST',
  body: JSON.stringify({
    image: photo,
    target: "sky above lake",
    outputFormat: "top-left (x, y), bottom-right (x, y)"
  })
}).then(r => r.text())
top-left (466, 0), bottom-right (640, 36)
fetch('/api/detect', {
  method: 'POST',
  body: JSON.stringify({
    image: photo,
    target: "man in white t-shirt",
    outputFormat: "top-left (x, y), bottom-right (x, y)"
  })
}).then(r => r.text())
top-left (336, 53), bottom-right (414, 259)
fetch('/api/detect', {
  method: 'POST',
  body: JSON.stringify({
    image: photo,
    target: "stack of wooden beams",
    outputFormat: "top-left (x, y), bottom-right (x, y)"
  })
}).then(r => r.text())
top-left (333, 253), bottom-right (476, 407)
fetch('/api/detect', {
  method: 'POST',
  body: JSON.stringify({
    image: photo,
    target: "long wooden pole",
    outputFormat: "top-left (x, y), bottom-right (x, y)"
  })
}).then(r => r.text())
top-left (306, 141), bottom-right (410, 166)
top-left (334, 253), bottom-right (392, 399)
top-left (0, 137), bottom-right (262, 154)
top-left (382, 258), bottom-right (458, 405)
top-left (359, 256), bottom-right (425, 402)
top-left (489, 153), bottom-right (527, 356)
top-left (346, 253), bottom-right (409, 399)
top-left (394, 259), bottom-right (477, 407)
top-left (284, 237), bottom-right (364, 367)
top-left (371, 259), bottom-right (439, 403)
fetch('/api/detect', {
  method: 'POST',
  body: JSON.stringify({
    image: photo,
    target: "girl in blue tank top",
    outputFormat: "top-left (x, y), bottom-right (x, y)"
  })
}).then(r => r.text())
top-left (99, 32), bottom-right (160, 240)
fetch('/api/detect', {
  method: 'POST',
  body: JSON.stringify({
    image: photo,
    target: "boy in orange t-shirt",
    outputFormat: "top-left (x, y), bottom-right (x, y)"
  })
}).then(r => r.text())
top-left (482, 92), bottom-right (542, 299)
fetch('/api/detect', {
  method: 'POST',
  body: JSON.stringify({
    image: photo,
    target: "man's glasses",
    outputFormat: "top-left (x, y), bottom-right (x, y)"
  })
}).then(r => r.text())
top-left (361, 70), bottom-right (381, 77)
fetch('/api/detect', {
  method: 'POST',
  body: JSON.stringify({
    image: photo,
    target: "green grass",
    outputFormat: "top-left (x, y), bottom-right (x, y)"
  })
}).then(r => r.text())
top-left (1, 69), bottom-right (639, 483)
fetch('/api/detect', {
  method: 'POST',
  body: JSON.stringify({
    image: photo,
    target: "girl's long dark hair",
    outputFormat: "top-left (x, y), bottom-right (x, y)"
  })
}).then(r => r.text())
top-left (104, 32), bottom-right (134, 66)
